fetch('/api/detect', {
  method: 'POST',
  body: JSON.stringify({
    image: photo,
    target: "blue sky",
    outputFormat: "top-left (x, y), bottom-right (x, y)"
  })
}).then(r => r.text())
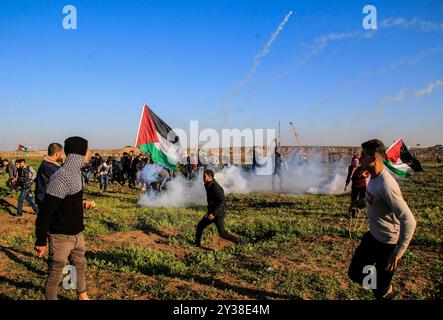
top-left (0, 0), bottom-right (442, 150)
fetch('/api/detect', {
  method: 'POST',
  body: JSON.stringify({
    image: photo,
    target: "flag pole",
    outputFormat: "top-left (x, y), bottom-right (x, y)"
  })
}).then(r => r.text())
top-left (134, 104), bottom-right (146, 153)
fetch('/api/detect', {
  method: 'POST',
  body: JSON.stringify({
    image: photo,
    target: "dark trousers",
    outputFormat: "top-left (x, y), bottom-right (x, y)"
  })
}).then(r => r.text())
top-left (272, 169), bottom-right (282, 191)
top-left (351, 186), bottom-right (366, 205)
top-left (348, 231), bottom-right (396, 299)
top-left (17, 188), bottom-right (39, 216)
top-left (195, 214), bottom-right (240, 245)
top-left (349, 186), bottom-right (365, 217)
top-left (129, 170), bottom-right (137, 187)
top-left (122, 168), bottom-right (131, 186)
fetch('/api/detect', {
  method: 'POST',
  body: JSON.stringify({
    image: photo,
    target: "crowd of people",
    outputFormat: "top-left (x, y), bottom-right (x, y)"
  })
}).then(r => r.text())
top-left (81, 151), bottom-right (175, 193)
top-left (0, 138), bottom-right (419, 301)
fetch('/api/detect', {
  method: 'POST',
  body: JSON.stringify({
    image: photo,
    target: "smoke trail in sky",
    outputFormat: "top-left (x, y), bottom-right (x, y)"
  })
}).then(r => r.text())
top-left (251, 11), bottom-right (293, 74)
top-left (222, 11), bottom-right (293, 101)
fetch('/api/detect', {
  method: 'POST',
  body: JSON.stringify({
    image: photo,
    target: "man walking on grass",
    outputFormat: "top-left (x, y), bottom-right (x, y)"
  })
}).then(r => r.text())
top-left (34, 136), bottom-right (91, 300)
top-left (15, 159), bottom-right (39, 218)
top-left (348, 139), bottom-right (416, 300)
top-left (195, 169), bottom-right (241, 247)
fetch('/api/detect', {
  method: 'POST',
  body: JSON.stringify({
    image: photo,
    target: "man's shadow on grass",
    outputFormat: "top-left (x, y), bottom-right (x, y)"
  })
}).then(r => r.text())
top-left (134, 219), bottom-right (174, 240)
top-left (176, 274), bottom-right (301, 300)
top-left (0, 275), bottom-right (42, 293)
top-left (0, 245), bottom-right (46, 276)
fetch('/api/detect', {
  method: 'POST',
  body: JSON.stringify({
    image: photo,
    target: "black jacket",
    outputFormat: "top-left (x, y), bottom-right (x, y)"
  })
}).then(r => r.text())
top-left (205, 179), bottom-right (226, 217)
top-left (35, 160), bottom-right (59, 203)
top-left (35, 191), bottom-right (84, 246)
top-left (17, 166), bottom-right (36, 190)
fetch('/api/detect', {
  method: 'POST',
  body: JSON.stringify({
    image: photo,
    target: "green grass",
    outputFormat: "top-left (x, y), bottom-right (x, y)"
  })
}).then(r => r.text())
top-left (0, 160), bottom-right (441, 300)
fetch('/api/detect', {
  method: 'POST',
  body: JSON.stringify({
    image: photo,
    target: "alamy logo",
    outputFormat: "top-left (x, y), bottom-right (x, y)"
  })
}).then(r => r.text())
top-left (362, 265), bottom-right (377, 290)
top-left (62, 265), bottom-right (77, 290)
top-left (62, 5), bottom-right (78, 30)
top-left (362, 5), bottom-right (377, 30)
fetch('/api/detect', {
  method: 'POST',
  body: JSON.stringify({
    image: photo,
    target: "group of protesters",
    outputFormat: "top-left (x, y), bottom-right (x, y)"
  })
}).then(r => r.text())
top-left (0, 138), bottom-right (418, 301)
top-left (82, 151), bottom-right (137, 190)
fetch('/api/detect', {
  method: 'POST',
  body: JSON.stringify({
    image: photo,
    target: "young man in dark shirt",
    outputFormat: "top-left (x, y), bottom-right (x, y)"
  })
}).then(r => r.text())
top-left (15, 159), bottom-right (39, 218)
top-left (35, 143), bottom-right (65, 210)
top-left (272, 146), bottom-right (283, 191)
top-left (34, 136), bottom-right (91, 300)
top-left (195, 169), bottom-right (241, 247)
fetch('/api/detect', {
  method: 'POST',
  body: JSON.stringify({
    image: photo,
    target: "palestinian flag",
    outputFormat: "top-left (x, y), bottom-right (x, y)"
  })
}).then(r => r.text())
top-left (384, 138), bottom-right (423, 178)
top-left (135, 104), bottom-right (184, 170)
top-left (18, 145), bottom-right (29, 153)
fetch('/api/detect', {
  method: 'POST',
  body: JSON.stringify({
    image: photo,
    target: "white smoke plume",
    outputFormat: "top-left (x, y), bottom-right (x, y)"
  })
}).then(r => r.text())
top-left (138, 150), bottom-right (348, 208)
top-left (380, 17), bottom-right (443, 32)
top-left (251, 11), bottom-right (293, 74)
top-left (220, 10), bottom-right (294, 117)
top-left (414, 79), bottom-right (443, 97)
top-left (238, 17), bottom-right (443, 107)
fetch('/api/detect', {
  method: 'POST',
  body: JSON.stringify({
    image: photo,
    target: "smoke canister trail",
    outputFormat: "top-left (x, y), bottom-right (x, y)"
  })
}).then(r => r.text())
top-left (221, 10), bottom-right (294, 114)
top-left (251, 10), bottom-right (293, 74)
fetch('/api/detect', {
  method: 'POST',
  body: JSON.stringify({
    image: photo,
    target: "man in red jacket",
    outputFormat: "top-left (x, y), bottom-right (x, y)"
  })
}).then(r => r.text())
top-left (345, 156), bottom-right (368, 217)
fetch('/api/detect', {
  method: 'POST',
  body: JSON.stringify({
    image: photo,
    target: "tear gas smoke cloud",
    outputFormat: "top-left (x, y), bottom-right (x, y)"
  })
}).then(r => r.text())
top-left (138, 151), bottom-right (348, 208)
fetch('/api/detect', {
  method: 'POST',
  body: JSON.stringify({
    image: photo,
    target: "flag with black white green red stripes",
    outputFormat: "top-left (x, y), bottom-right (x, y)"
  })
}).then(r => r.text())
top-left (17, 144), bottom-right (29, 153)
top-left (384, 138), bottom-right (423, 178)
top-left (135, 104), bottom-right (185, 170)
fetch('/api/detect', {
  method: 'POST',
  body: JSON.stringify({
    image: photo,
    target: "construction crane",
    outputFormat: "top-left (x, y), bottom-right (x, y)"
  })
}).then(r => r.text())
top-left (289, 122), bottom-right (301, 147)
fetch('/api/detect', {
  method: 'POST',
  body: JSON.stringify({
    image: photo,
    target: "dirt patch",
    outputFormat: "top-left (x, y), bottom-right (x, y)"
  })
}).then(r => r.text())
top-left (0, 213), bottom-right (35, 238)
top-left (204, 236), bottom-right (236, 251)
top-left (1, 198), bottom-right (36, 215)
top-left (90, 230), bottom-right (189, 258)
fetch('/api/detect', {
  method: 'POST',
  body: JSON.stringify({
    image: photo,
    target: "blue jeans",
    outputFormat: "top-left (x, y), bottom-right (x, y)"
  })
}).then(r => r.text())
top-left (100, 175), bottom-right (109, 193)
top-left (17, 188), bottom-right (39, 216)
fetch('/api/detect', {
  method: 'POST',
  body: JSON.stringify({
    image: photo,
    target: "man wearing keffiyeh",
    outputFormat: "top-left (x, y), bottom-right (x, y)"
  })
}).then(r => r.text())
top-left (34, 136), bottom-right (91, 300)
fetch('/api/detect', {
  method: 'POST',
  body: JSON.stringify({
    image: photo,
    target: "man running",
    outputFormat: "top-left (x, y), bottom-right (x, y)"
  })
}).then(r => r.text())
top-left (195, 169), bottom-right (241, 247)
top-left (348, 139), bottom-right (417, 300)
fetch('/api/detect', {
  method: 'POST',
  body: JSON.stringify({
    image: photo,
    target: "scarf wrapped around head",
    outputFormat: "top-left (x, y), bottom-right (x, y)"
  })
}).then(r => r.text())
top-left (46, 137), bottom-right (88, 199)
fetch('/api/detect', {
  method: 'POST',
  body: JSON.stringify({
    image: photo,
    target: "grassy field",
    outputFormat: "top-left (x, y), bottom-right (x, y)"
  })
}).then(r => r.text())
top-left (0, 159), bottom-right (441, 300)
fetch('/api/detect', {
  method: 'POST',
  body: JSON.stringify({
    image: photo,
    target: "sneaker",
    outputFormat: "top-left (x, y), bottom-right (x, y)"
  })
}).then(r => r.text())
top-left (382, 288), bottom-right (400, 300)
top-left (14, 215), bottom-right (23, 219)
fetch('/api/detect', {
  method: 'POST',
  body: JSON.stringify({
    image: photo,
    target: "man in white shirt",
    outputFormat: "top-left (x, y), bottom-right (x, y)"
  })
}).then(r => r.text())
top-left (348, 139), bottom-right (417, 300)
